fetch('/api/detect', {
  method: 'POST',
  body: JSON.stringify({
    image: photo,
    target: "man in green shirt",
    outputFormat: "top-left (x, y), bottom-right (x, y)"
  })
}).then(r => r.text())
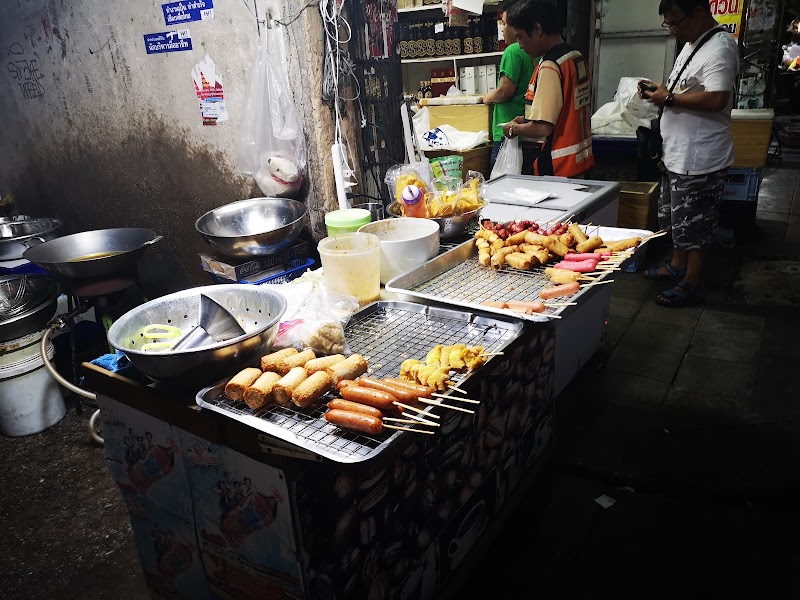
top-left (483, 2), bottom-right (537, 169)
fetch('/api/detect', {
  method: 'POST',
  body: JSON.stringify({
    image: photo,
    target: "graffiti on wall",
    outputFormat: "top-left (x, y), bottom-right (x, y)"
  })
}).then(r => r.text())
top-left (6, 42), bottom-right (45, 100)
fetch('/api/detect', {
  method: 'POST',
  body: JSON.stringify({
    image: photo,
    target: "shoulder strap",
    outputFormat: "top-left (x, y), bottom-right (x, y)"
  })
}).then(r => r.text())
top-left (533, 43), bottom-right (574, 94)
top-left (658, 26), bottom-right (725, 118)
top-left (668, 26), bottom-right (725, 94)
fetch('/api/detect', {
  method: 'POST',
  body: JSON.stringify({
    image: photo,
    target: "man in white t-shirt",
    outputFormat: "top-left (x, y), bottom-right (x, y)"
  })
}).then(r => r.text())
top-left (638, 0), bottom-right (739, 307)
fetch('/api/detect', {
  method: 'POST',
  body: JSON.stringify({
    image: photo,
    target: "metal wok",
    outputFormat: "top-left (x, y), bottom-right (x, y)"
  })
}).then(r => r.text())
top-left (22, 228), bottom-right (162, 280)
top-left (0, 217), bottom-right (63, 261)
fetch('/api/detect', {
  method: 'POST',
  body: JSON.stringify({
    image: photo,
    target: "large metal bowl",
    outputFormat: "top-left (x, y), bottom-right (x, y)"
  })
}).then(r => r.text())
top-left (106, 284), bottom-right (287, 387)
top-left (387, 202), bottom-right (484, 239)
top-left (0, 217), bottom-right (63, 261)
top-left (195, 197), bottom-right (307, 259)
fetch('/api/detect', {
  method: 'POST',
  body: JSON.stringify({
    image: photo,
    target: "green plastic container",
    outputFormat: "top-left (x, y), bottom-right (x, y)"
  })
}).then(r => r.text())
top-left (325, 209), bottom-right (372, 236)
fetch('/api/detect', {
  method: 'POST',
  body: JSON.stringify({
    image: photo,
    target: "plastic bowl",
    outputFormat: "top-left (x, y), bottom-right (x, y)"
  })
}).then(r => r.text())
top-left (358, 217), bottom-right (440, 284)
top-left (195, 197), bottom-right (307, 259)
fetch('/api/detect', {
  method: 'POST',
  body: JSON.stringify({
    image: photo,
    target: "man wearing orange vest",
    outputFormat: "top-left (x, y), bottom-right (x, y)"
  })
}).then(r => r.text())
top-left (502, 0), bottom-right (594, 179)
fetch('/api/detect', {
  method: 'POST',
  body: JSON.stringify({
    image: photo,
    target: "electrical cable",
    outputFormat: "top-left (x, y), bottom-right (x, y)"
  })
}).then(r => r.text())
top-left (274, 0), bottom-right (320, 26)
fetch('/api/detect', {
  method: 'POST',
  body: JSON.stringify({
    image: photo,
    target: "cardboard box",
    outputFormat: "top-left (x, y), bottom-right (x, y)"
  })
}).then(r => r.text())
top-left (486, 64), bottom-right (498, 92)
top-left (476, 65), bottom-right (487, 94)
top-left (616, 181), bottom-right (659, 231)
top-left (427, 103), bottom-right (492, 133)
top-left (423, 143), bottom-right (493, 179)
top-left (199, 239), bottom-right (311, 282)
top-left (731, 109), bottom-right (773, 168)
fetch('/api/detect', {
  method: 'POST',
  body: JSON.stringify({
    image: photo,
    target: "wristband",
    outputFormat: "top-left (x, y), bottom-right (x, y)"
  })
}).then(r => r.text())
top-left (664, 92), bottom-right (675, 108)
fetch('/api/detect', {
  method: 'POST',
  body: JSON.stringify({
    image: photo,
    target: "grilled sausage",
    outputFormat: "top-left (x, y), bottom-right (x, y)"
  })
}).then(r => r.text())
top-left (291, 370), bottom-right (333, 408)
top-left (243, 371), bottom-right (282, 409)
top-left (272, 367), bottom-right (308, 405)
top-left (336, 379), bottom-right (357, 391)
top-left (327, 354), bottom-right (368, 385)
top-left (327, 398), bottom-right (385, 418)
top-left (539, 282), bottom-right (581, 299)
top-left (382, 378), bottom-right (434, 399)
top-left (506, 300), bottom-right (546, 314)
top-left (480, 300), bottom-right (508, 309)
top-left (562, 253), bottom-right (602, 262)
top-left (225, 368), bottom-right (262, 402)
top-left (260, 348), bottom-right (298, 372)
top-left (358, 376), bottom-right (417, 402)
top-left (304, 354), bottom-right (346, 374)
top-left (324, 409), bottom-right (383, 435)
top-left (340, 385), bottom-right (398, 411)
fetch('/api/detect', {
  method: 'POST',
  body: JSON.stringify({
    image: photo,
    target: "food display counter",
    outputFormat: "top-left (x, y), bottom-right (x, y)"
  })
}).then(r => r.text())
top-left (83, 299), bottom-right (557, 600)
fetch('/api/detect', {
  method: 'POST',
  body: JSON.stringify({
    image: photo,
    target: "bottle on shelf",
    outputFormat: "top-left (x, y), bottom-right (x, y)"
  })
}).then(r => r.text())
top-left (425, 20), bottom-right (436, 58)
top-left (423, 80), bottom-right (433, 98)
top-left (417, 80), bottom-right (426, 102)
top-left (399, 22), bottom-right (410, 59)
top-left (463, 18), bottom-right (474, 54)
top-left (473, 16), bottom-right (484, 54)
top-left (435, 21), bottom-right (446, 57)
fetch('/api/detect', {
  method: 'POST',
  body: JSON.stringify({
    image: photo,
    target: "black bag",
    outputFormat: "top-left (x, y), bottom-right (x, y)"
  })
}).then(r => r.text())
top-left (635, 26), bottom-right (724, 171)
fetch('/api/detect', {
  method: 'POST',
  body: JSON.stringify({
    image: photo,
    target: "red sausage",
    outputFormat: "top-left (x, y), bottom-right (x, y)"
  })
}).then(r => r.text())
top-left (553, 260), bottom-right (598, 273)
top-left (358, 376), bottom-right (417, 402)
top-left (540, 282), bottom-right (581, 299)
top-left (382, 378), bottom-right (434, 399)
top-left (562, 253), bottom-right (602, 262)
top-left (340, 385), bottom-right (398, 411)
top-left (324, 409), bottom-right (383, 435)
top-left (506, 300), bottom-right (546, 314)
top-left (327, 398), bottom-right (385, 418)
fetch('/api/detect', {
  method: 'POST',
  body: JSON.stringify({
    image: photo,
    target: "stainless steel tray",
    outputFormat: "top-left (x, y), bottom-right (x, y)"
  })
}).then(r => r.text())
top-left (385, 239), bottom-right (612, 322)
top-left (196, 301), bottom-right (525, 464)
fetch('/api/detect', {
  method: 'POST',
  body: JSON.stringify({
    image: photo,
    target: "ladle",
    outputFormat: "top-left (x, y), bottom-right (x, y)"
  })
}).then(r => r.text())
top-left (171, 294), bottom-right (246, 351)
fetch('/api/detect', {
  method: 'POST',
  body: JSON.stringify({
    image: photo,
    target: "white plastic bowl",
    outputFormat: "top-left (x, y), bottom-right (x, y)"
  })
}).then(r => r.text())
top-left (358, 217), bottom-right (440, 284)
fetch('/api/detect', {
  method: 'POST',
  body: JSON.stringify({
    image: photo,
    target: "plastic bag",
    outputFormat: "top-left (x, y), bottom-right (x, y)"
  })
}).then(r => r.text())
top-left (490, 136), bottom-right (522, 180)
top-left (614, 76), bottom-right (658, 121)
top-left (384, 162), bottom-right (433, 204)
top-left (270, 271), bottom-right (359, 355)
top-left (429, 155), bottom-right (464, 178)
top-left (237, 23), bottom-right (306, 197)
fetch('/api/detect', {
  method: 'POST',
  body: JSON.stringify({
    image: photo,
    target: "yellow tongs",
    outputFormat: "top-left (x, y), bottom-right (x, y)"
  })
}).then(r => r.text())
top-left (140, 324), bottom-right (182, 352)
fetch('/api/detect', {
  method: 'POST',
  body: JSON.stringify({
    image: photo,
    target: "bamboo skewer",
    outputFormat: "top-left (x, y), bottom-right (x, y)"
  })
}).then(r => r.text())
top-left (394, 401), bottom-right (441, 419)
top-left (582, 279), bottom-right (615, 287)
top-left (384, 424), bottom-right (435, 434)
top-left (431, 393), bottom-right (480, 404)
top-left (419, 398), bottom-right (475, 414)
top-left (447, 383), bottom-right (468, 394)
top-left (383, 417), bottom-right (439, 427)
top-left (544, 301), bottom-right (577, 306)
top-left (477, 352), bottom-right (504, 357)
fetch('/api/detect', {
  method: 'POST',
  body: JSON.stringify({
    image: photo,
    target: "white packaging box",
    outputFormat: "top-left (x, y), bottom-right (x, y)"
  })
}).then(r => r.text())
top-left (486, 64), bottom-right (498, 92)
top-left (460, 66), bottom-right (476, 95)
top-left (476, 65), bottom-right (487, 94)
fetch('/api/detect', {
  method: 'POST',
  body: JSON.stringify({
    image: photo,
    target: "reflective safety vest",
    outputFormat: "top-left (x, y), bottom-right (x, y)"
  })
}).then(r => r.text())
top-left (523, 43), bottom-right (594, 178)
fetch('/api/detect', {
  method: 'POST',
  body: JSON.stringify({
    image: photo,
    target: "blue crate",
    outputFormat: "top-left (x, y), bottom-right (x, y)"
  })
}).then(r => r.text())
top-left (210, 258), bottom-right (315, 285)
top-left (722, 168), bottom-right (762, 203)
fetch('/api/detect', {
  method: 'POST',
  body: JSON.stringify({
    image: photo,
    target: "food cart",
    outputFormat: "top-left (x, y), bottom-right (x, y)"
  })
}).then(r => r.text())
top-left (76, 174), bottom-right (651, 599)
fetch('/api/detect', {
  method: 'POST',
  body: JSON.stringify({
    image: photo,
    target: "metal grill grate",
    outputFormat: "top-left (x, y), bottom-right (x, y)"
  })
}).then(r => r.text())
top-left (196, 302), bottom-right (524, 463)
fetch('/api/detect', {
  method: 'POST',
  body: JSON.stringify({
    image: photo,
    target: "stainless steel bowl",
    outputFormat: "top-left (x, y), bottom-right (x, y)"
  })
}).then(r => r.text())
top-left (387, 202), bottom-right (484, 239)
top-left (106, 284), bottom-right (287, 387)
top-left (0, 218), bottom-right (63, 261)
top-left (195, 197), bottom-right (307, 259)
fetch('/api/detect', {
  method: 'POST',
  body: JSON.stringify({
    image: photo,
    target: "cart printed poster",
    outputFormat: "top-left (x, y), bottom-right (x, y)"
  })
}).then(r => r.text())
top-left (162, 0), bottom-right (215, 25)
top-left (710, 0), bottom-right (744, 38)
top-left (177, 430), bottom-right (304, 599)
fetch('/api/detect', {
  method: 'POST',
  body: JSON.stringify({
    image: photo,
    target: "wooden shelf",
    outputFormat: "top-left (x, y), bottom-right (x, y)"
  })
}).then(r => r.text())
top-left (401, 51), bottom-right (503, 64)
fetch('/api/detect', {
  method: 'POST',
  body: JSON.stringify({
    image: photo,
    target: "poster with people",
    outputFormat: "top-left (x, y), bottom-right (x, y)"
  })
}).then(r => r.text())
top-left (177, 430), bottom-right (303, 599)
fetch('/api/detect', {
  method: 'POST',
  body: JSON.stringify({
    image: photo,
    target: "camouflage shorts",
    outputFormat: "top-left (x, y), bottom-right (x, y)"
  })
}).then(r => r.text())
top-left (658, 169), bottom-right (727, 251)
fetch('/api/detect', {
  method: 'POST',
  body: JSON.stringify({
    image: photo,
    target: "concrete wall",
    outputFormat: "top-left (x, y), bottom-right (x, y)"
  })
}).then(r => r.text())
top-left (0, 0), bottom-right (341, 298)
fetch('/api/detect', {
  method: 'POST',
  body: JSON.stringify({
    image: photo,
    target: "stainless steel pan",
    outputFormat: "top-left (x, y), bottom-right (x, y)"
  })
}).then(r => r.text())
top-left (22, 228), bottom-right (162, 280)
top-left (0, 218), bottom-right (63, 261)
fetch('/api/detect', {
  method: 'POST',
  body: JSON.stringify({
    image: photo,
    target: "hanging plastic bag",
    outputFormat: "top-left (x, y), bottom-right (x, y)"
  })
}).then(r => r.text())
top-left (490, 136), bottom-right (522, 180)
top-left (237, 25), bottom-right (306, 197)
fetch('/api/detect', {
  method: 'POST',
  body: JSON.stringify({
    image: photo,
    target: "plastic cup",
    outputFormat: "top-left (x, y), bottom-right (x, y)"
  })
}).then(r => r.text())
top-left (317, 232), bottom-right (381, 304)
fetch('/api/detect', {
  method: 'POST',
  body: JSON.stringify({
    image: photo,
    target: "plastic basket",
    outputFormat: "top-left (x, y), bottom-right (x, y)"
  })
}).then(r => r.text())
top-left (210, 258), bottom-right (315, 285)
top-left (722, 168), bottom-right (762, 203)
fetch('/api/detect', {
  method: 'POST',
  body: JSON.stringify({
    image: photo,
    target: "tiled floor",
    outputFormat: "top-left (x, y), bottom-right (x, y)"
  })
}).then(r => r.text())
top-left (2, 154), bottom-right (799, 599)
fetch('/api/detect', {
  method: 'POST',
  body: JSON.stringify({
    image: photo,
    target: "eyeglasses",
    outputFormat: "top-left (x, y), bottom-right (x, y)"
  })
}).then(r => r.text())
top-left (661, 14), bottom-right (686, 31)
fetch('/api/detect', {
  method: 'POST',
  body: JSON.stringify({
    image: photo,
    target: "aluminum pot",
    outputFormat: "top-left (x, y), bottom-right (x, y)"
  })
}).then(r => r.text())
top-left (0, 218), bottom-right (63, 261)
top-left (195, 197), bottom-right (307, 259)
top-left (0, 274), bottom-right (61, 342)
top-left (106, 284), bottom-right (287, 387)
top-left (22, 228), bottom-right (162, 280)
